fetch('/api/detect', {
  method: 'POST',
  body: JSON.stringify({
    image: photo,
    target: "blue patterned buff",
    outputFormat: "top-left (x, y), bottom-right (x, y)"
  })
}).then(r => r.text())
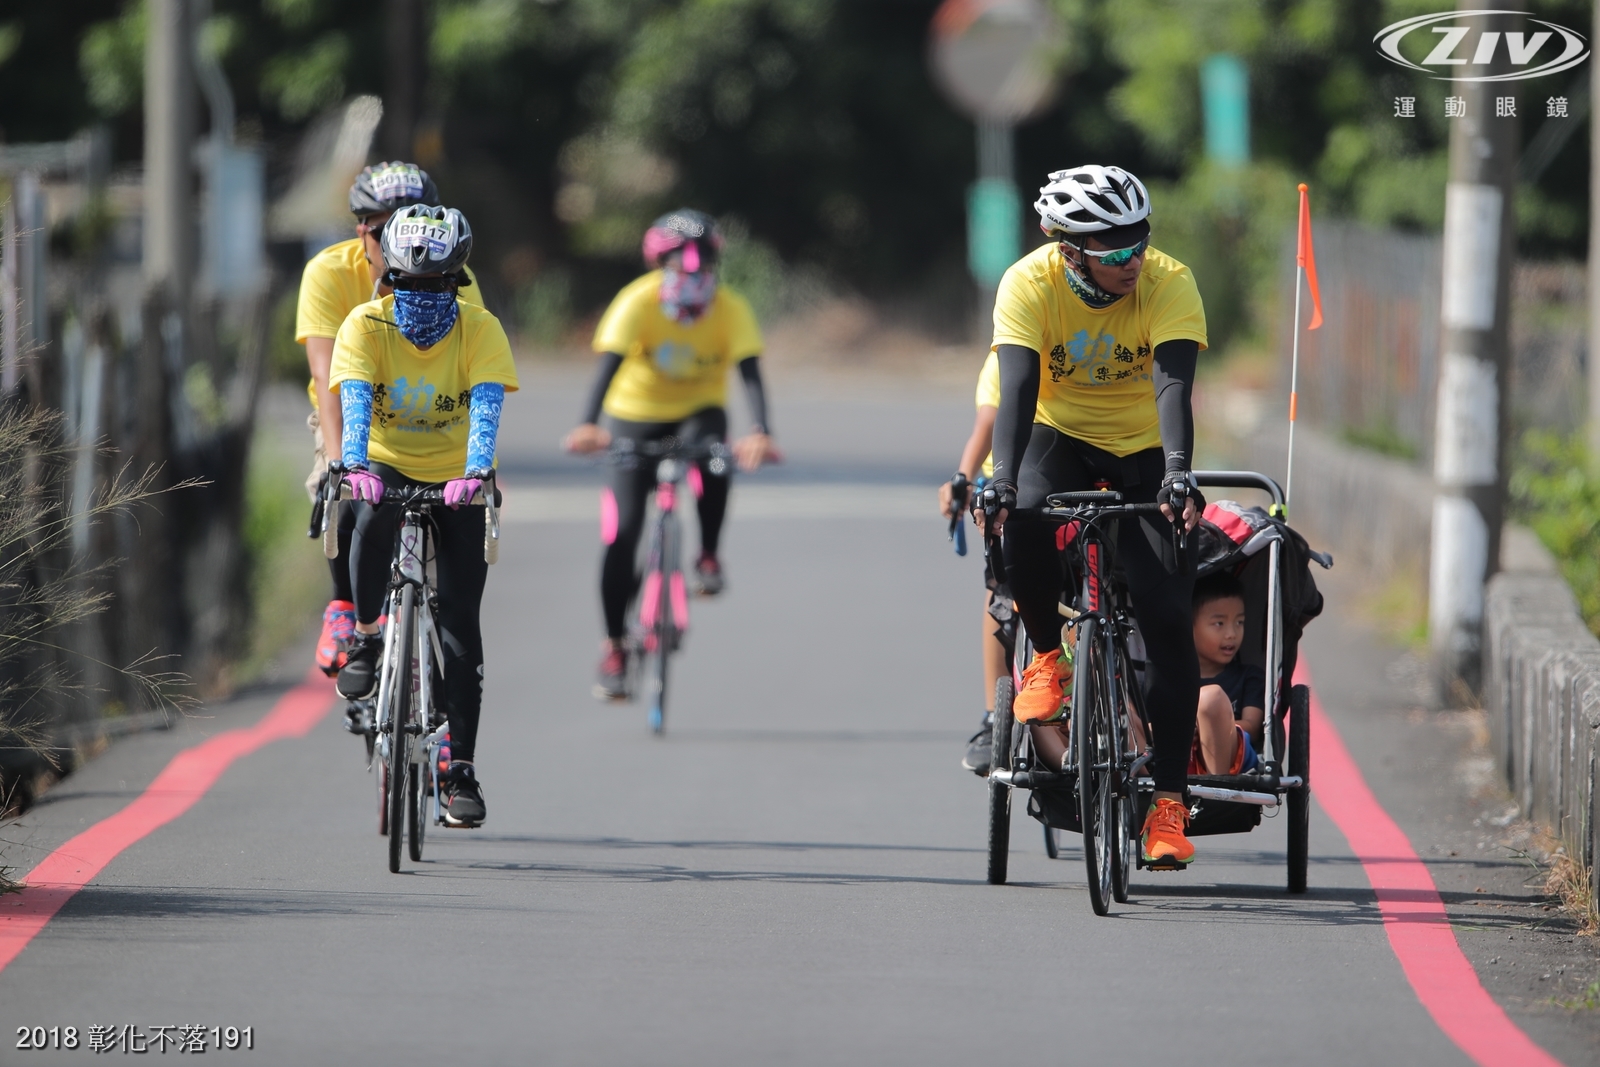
top-left (340, 379), bottom-right (375, 469)
top-left (465, 382), bottom-right (506, 476)
top-left (392, 289), bottom-right (460, 348)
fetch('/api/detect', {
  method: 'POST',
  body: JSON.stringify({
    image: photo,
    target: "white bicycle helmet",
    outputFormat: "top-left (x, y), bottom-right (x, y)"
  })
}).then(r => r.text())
top-left (1034, 165), bottom-right (1151, 237)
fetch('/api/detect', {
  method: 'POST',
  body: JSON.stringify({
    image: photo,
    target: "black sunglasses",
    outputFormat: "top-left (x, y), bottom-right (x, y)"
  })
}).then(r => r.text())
top-left (386, 272), bottom-right (460, 293)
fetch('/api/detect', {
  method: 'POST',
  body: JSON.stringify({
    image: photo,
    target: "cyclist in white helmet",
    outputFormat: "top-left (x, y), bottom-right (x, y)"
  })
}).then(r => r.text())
top-left (976, 164), bottom-right (1209, 869)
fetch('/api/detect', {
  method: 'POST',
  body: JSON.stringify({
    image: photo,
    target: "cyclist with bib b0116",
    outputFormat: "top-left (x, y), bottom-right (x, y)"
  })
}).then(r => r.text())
top-left (329, 205), bottom-right (518, 827)
top-left (295, 162), bottom-right (482, 682)
top-left (979, 165), bottom-right (1207, 869)
top-left (562, 210), bottom-right (776, 701)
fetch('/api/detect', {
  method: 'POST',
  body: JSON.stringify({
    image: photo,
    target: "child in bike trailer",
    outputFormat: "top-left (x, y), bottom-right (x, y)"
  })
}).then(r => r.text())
top-left (562, 209), bottom-right (776, 702)
top-left (977, 164), bottom-right (1208, 869)
top-left (1189, 571), bottom-right (1265, 777)
top-left (295, 162), bottom-right (483, 681)
top-left (940, 352), bottom-right (1008, 775)
top-left (329, 204), bottom-right (519, 828)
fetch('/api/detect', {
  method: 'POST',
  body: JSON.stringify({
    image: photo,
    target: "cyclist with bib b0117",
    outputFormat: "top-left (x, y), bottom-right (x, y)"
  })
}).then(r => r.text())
top-left (979, 165), bottom-right (1207, 869)
top-left (329, 205), bottom-right (518, 826)
top-left (562, 210), bottom-right (776, 701)
top-left (295, 162), bottom-right (482, 682)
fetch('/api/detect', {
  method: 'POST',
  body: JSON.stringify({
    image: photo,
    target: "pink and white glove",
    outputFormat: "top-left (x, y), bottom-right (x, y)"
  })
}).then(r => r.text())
top-left (444, 477), bottom-right (484, 509)
top-left (344, 469), bottom-right (385, 504)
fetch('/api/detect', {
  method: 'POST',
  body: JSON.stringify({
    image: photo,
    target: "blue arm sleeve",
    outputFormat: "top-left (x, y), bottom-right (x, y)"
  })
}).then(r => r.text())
top-left (465, 382), bottom-right (506, 476)
top-left (340, 380), bottom-right (374, 470)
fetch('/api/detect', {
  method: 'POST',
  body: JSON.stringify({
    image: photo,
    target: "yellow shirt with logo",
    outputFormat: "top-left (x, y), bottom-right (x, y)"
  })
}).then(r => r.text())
top-left (990, 243), bottom-right (1207, 456)
top-left (593, 271), bottom-right (763, 423)
top-left (295, 238), bottom-right (482, 407)
top-left (329, 298), bottom-right (520, 483)
top-left (975, 350), bottom-right (999, 478)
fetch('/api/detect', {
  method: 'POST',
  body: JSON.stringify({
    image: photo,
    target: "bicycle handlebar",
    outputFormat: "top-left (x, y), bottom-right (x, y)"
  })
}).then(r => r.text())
top-left (320, 473), bottom-right (501, 565)
top-left (606, 439), bottom-right (733, 463)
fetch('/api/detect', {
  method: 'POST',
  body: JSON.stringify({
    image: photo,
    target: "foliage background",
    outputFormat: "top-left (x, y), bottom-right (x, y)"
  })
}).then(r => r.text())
top-left (0, 0), bottom-right (1588, 350)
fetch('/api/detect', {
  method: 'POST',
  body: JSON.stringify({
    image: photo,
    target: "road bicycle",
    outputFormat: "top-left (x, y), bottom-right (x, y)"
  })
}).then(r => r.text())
top-left (321, 474), bottom-right (500, 873)
top-left (606, 438), bottom-right (731, 734)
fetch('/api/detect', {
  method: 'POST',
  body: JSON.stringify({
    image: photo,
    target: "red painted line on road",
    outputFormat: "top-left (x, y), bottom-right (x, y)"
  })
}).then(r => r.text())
top-left (1300, 661), bottom-right (1563, 1067)
top-left (0, 673), bottom-right (336, 975)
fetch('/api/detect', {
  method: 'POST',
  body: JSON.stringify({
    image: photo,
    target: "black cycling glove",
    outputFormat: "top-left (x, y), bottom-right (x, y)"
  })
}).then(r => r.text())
top-left (1156, 470), bottom-right (1205, 515)
top-left (947, 472), bottom-right (971, 516)
top-left (975, 479), bottom-right (1016, 525)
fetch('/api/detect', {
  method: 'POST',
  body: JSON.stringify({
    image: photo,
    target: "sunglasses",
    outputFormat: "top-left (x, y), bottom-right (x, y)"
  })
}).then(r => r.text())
top-left (1073, 237), bottom-right (1149, 268)
top-left (386, 273), bottom-right (459, 293)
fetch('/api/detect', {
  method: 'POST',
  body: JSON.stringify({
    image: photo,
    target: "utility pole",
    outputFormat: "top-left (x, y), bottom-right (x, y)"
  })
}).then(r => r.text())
top-left (384, 0), bottom-right (423, 160)
top-left (132, 0), bottom-right (196, 690)
top-left (144, 0), bottom-right (194, 300)
top-left (1429, 3), bottom-right (1521, 702)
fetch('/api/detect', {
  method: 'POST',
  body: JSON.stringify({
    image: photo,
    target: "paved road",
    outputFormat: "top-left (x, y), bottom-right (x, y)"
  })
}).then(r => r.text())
top-left (0, 365), bottom-right (1582, 1064)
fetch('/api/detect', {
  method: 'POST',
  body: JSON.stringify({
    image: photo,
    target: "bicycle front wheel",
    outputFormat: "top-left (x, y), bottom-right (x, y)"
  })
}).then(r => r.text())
top-left (648, 601), bottom-right (671, 735)
top-left (386, 585), bottom-right (417, 874)
top-left (986, 676), bottom-right (1014, 885)
top-left (1074, 617), bottom-right (1116, 916)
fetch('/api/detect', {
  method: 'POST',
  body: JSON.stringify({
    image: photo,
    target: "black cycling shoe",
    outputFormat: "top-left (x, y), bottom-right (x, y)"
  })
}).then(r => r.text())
top-left (441, 763), bottom-right (486, 827)
top-left (961, 713), bottom-right (995, 776)
top-left (692, 554), bottom-right (724, 596)
top-left (336, 632), bottom-right (382, 700)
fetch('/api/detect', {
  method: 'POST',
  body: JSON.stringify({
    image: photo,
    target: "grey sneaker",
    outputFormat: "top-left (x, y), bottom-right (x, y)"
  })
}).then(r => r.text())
top-left (692, 554), bottom-right (724, 596)
top-left (962, 714), bottom-right (995, 776)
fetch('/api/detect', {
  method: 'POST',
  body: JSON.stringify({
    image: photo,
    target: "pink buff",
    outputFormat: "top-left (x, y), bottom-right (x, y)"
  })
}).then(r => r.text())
top-left (599, 487), bottom-right (619, 545)
top-left (639, 571), bottom-right (662, 630)
top-left (641, 227), bottom-right (678, 266)
top-left (686, 464), bottom-right (704, 500)
top-left (682, 240), bottom-right (700, 273)
top-left (669, 571), bottom-right (690, 633)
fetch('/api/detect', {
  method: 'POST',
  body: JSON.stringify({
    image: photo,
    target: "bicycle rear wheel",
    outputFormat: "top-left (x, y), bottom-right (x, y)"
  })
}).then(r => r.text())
top-left (986, 676), bottom-right (1014, 885)
top-left (1074, 617), bottom-right (1116, 916)
top-left (386, 586), bottom-right (416, 874)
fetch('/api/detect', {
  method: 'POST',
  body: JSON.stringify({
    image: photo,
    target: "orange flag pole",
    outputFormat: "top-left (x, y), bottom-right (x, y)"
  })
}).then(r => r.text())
top-left (1284, 183), bottom-right (1325, 518)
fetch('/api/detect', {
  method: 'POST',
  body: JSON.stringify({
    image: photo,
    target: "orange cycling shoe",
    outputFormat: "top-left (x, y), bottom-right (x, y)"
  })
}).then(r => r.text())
top-left (316, 600), bottom-right (355, 677)
top-left (1012, 646), bottom-right (1073, 723)
top-left (1140, 797), bottom-right (1195, 868)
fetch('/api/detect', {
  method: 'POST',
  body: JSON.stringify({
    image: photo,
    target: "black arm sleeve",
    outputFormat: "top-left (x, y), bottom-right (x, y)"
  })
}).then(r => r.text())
top-left (580, 351), bottom-right (625, 425)
top-left (990, 344), bottom-right (1040, 487)
top-left (1151, 339), bottom-right (1199, 477)
top-left (737, 356), bottom-right (770, 433)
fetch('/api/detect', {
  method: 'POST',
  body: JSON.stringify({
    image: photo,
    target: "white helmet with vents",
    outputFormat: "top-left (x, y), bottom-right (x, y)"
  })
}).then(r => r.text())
top-left (1034, 165), bottom-right (1151, 236)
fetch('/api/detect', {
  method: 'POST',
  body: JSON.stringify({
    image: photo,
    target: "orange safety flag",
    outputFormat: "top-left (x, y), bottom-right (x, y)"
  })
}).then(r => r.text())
top-left (1296, 183), bottom-right (1324, 330)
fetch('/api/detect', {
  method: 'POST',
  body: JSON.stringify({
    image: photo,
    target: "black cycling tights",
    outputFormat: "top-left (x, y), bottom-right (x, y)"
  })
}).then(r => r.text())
top-left (601, 407), bottom-right (729, 640)
top-left (1002, 425), bottom-right (1198, 795)
top-left (327, 503), bottom-right (355, 602)
top-left (349, 463), bottom-right (489, 763)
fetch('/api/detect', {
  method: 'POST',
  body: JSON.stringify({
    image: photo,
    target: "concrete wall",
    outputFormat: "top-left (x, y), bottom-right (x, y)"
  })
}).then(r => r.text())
top-left (1484, 572), bottom-right (1600, 904)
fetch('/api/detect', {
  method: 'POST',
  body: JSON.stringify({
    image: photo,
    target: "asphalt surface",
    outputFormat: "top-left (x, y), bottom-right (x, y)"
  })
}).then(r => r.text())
top-left (0, 364), bottom-right (1592, 1065)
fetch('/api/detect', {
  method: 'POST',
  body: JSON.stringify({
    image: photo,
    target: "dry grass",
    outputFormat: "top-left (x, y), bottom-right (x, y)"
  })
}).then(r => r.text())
top-left (1543, 839), bottom-right (1600, 937)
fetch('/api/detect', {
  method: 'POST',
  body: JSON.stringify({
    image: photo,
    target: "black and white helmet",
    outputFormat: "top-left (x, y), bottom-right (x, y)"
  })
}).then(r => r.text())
top-left (349, 161), bottom-right (439, 217)
top-left (380, 205), bottom-right (473, 277)
top-left (1034, 165), bottom-right (1151, 237)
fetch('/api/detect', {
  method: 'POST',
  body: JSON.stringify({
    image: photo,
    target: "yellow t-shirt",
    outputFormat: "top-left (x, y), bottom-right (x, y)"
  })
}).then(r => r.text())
top-left (329, 298), bottom-right (520, 483)
top-left (975, 350), bottom-right (999, 478)
top-left (592, 271), bottom-right (763, 423)
top-left (991, 243), bottom-right (1207, 456)
top-left (295, 238), bottom-right (482, 408)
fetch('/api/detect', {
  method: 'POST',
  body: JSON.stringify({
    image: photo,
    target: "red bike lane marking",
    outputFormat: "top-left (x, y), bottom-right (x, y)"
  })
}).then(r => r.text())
top-left (0, 673), bottom-right (336, 975)
top-left (1300, 661), bottom-right (1564, 1067)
